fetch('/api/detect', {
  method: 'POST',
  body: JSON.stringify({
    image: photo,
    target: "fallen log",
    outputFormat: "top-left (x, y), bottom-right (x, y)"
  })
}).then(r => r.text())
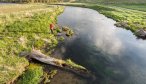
top-left (29, 49), bottom-right (66, 68)
top-left (28, 49), bottom-right (94, 78)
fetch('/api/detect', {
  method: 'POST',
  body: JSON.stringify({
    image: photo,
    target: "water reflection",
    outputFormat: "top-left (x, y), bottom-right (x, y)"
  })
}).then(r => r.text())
top-left (58, 7), bottom-right (146, 84)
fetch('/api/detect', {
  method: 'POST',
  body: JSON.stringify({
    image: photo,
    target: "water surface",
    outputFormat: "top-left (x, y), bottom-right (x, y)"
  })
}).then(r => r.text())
top-left (57, 7), bottom-right (146, 84)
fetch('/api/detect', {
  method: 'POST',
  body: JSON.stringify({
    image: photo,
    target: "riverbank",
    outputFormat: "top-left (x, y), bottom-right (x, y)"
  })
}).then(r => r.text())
top-left (0, 4), bottom-right (88, 83)
top-left (0, 4), bottom-right (62, 83)
top-left (55, 3), bottom-right (146, 38)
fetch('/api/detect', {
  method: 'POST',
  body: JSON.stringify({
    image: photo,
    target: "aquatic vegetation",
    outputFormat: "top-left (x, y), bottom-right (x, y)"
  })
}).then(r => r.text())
top-left (49, 70), bottom-right (58, 78)
top-left (66, 59), bottom-right (86, 70)
top-left (62, 26), bottom-right (74, 36)
top-left (56, 27), bottom-right (62, 33)
top-left (43, 72), bottom-right (51, 84)
top-left (43, 70), bottom-right (58, 84)
top-left (62, 26), bottom-right (70, 31)
top-left (58, 36), bottom-right (65, 41)
top-left (66, 29), bottom-right (74, 37)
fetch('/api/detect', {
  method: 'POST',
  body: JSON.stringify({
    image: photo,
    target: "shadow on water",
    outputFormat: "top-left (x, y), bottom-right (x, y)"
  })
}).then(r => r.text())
top-left (57, 6), bottom-right (146, 84)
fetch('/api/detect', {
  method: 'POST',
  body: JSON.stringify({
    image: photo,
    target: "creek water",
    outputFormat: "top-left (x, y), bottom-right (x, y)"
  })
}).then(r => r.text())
top-left (57, 7), bottom-right (146, 84)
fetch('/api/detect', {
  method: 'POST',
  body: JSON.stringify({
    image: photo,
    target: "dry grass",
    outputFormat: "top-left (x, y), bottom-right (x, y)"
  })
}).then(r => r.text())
top-left (0, 4), bottom-right (48, 13)
top-left (0, 4), bottom-right (54, 27)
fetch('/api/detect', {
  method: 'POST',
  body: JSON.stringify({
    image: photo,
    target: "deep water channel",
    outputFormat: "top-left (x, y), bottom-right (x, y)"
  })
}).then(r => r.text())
top-left (57, 6), bottom-right (146, 84)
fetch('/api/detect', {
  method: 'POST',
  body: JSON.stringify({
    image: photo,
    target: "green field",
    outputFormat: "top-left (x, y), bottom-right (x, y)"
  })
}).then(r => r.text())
top-left (0, 4), bottom-right (64, 83)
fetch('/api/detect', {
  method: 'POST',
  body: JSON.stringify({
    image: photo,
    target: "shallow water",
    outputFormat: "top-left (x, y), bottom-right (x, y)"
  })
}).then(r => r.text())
top-left (57, 7), bottom-right (146, 84)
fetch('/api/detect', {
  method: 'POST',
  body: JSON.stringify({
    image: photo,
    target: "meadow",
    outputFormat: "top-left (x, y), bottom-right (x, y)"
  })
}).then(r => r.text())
top-left (0, 4), bottom-right (64, 84)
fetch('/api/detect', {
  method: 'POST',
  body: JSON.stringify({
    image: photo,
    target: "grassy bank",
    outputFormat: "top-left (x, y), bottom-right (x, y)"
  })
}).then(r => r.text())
top-left (17, 64), bottom-right (43, 84)
top-left (109, 3), bottom-right (146, 12)
top-left (0, 3), bottom-right (87, 83)
top-left (0, 4), bottom-right (64, 83)
top-left (59, 3), bottom-right (146, 33)
top-left (88, 4), bottom-right (146, 32)
top-left (71, 0), bottom-right (146, 4)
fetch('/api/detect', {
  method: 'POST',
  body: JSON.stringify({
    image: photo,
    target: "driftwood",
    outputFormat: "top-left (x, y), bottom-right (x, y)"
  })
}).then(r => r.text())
top-left (28, 50), bottom-right (94, 78)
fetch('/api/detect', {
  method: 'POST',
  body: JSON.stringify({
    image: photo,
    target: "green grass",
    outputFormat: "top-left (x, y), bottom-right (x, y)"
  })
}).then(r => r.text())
top-left (4, 13), bottom-right (54, 33)
top-left (0, 56), bottom-right (29, 84)
top-left (110, 4), bottom-right (146, 12)
top-left (0, 35), bottom-right (29, 83)
top-left (72, 0), bottom-right (146, 4)
top-left (17, 64), bottom-right (43, 84)
top-left (60, 3), bottom-right (146, 33)
top-left (0, 4), bottom-right (59, 32)
top-left (0, 4), bottom-right (48, 13)
top-left (89, 4), bottom-right (146, 32)
top-left (0, 5), bottom-right (64, 83)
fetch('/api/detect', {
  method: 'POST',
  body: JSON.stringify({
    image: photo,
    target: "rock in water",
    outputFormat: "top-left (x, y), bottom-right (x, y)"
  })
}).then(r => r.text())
top-left (136, 29), bottom-right (146, 37)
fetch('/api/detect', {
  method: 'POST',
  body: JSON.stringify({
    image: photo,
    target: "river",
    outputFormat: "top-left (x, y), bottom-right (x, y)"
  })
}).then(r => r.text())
top-left (57, 6), bottom-right (146, 84)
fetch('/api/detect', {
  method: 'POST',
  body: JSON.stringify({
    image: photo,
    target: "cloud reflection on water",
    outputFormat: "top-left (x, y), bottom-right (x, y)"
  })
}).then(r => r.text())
top-left (58, 6), bottom-right (146, 84)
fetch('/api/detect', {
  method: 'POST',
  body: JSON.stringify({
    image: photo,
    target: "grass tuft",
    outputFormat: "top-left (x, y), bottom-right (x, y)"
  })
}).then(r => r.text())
top-left (17, 64), bottom-right (43, 84)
